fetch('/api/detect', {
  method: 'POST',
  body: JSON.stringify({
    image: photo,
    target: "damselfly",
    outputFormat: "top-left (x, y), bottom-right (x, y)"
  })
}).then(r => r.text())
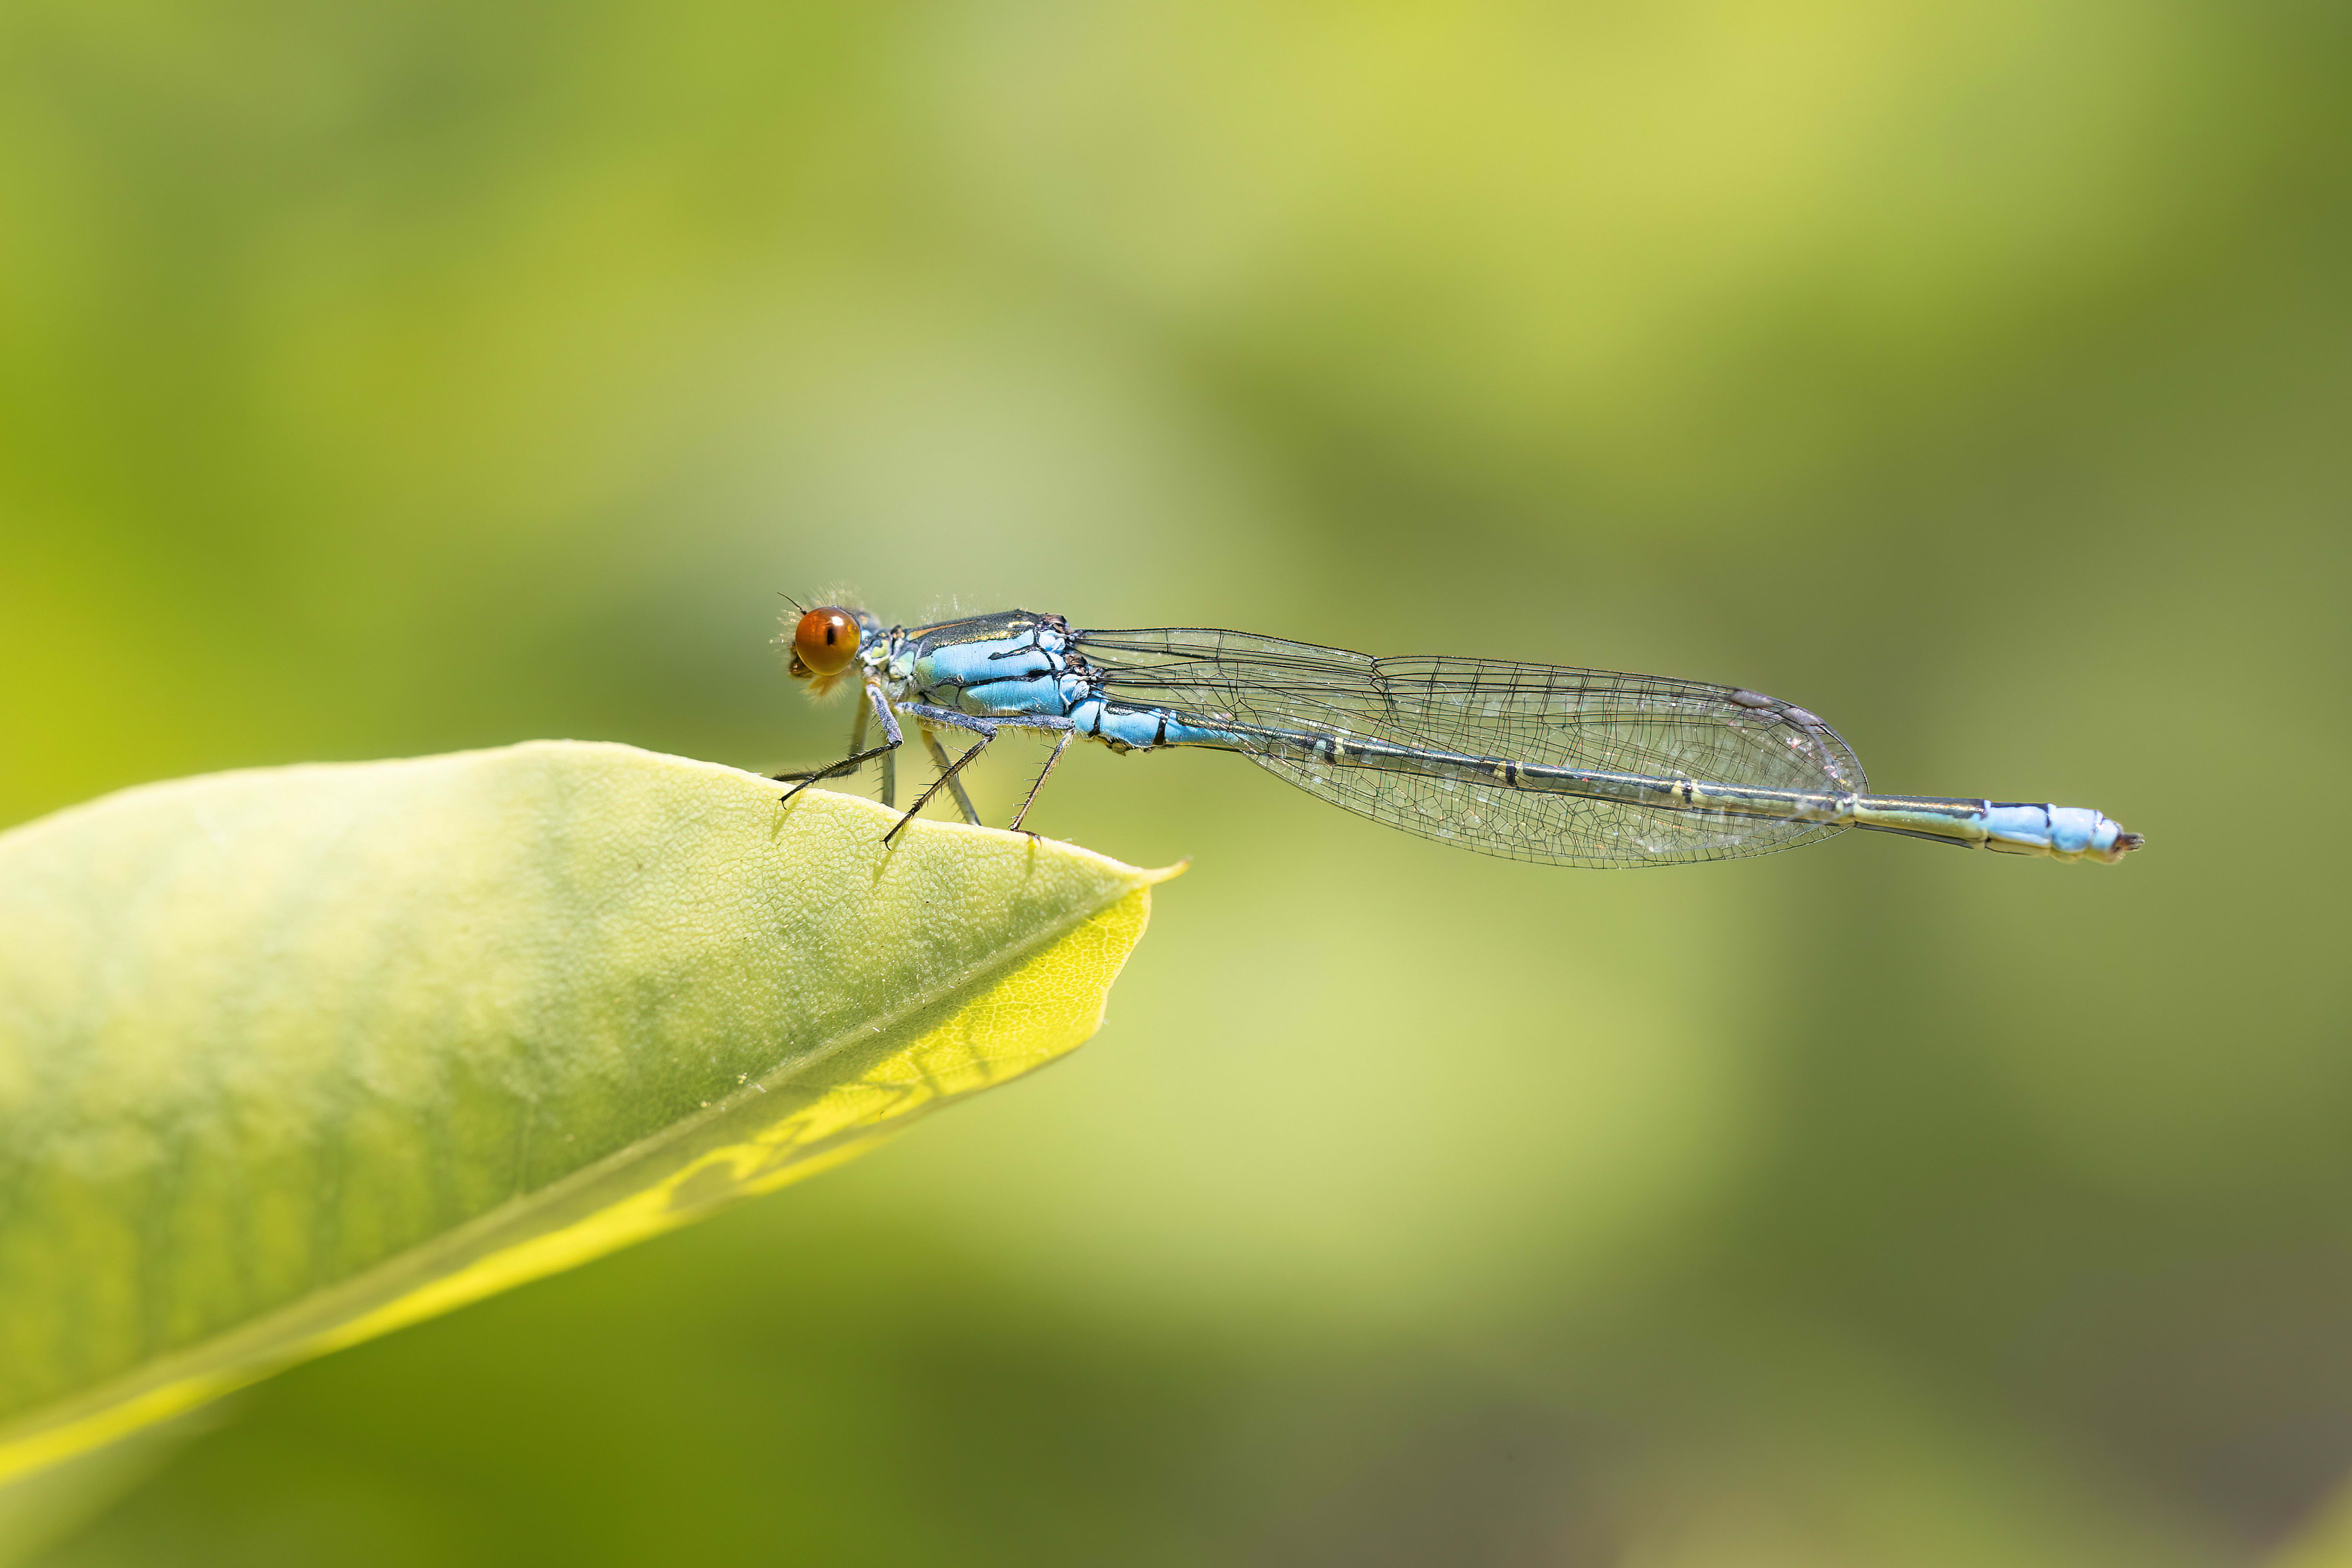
top-left (773, 606), bottom-right (2142, 867)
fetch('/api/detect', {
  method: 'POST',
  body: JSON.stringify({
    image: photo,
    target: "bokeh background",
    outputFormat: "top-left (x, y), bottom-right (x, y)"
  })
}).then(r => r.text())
top-left (4, 1), bottom-right (2349, 1563)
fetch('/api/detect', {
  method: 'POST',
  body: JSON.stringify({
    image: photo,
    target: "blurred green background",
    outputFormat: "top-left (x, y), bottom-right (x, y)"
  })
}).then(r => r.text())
top-left (3, 0), bottom-right (2348, 1562)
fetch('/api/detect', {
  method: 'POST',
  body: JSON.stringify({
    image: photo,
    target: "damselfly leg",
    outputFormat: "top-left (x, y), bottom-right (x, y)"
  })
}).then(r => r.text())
top-left (775, 685), bottom-right (902, 804)
top-left (916, 725), bottom-right (984, 826)
top-left (1007, 731), bottom-right (1073, 834)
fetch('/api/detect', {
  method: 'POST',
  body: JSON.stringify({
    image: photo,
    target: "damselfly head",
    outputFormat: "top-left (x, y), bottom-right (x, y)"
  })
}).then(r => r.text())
top-left (789, 606), bottom-right (862, 695)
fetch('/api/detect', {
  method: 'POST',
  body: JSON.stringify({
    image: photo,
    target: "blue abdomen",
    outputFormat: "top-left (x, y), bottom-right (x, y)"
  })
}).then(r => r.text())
top-left (1070, 699), bottom-right (1243, 750)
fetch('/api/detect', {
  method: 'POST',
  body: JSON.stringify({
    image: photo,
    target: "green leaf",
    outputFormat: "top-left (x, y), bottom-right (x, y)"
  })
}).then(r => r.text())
top-left (0, 741), bottom-right (1175, 1491)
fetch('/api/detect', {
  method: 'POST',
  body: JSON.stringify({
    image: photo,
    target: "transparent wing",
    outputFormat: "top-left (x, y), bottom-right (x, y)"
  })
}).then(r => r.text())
top-left (1074, 627), bottom-right (1867, 868)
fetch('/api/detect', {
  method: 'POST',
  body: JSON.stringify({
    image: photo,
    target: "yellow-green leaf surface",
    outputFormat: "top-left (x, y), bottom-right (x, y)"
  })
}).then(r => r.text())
top-left (0, 741), bottom-right (1174, 1490)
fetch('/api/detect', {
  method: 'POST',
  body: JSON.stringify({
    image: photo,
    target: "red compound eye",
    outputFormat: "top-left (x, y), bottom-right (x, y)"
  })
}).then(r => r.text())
top-left (792, 607), bottom-right (860, 676)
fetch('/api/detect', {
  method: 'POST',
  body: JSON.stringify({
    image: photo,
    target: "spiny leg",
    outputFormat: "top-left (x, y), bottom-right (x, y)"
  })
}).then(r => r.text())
top-left (861, 684), bottom-right (894, 807)
top-left (774, 743), bottom-right (892, 803)
top-left (885, 726), bottom-right (994, 844)
top-left (773, 686), bottom-right (876, 784)
top-left (1006, 730), bottom-right (1073, 834)
top-left (774, 686), bottom-right (903, 804)
top-left (918, 725), bottom-right (984, 826)
top-left (895, 704), bottom-right (1078, 836)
